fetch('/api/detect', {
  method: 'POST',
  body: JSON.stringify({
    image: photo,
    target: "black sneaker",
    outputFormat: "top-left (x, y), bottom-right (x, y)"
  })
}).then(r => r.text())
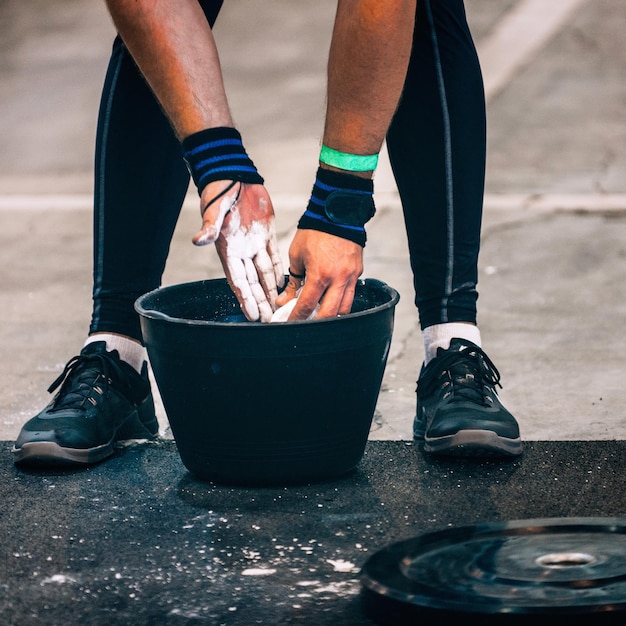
top-left (13, 341), bottom-right (158, 466)
top-left (414, 339), bottom-right (522, 457)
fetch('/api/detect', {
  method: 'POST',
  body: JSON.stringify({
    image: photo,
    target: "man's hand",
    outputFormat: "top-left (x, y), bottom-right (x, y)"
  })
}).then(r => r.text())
top-left (193, 181), bottom-right (284, 322)
top-left (275, 228), bottom-right (363, 320)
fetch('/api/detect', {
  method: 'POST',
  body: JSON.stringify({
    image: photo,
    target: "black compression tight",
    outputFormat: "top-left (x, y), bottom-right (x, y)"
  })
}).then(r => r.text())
top-left (89, 1), bottom-right (223, 342)
top-left (387, 0), bottom-right (486, 329)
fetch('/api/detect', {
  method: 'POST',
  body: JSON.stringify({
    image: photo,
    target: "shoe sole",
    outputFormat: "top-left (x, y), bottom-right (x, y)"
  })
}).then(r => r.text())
top-left (12, 440), bottom-right (115, 466)
top-left (421, 429), bottom-right (522, 458)
top-left (12, 400), bottom-right (158, 467)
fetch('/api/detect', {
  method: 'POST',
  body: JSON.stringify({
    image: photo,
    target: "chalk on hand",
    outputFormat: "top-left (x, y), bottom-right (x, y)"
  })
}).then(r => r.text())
top-left (270, 297), bottom-right (318, 323)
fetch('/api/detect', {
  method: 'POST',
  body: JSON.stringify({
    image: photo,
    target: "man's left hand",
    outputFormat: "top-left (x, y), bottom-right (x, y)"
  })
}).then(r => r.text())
top-left (275, 228), bottom-right (363, 320)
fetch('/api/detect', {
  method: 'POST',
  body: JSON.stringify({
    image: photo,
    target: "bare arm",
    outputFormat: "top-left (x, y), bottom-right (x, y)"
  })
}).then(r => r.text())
top-left (323, 0), bottom-right (416, 166)
top-left (280, 0), bottom-right (416, 319)
top-left (105, 0), bottom-right (232, 138)
top-left (104, 0), bottom-right (284, 321)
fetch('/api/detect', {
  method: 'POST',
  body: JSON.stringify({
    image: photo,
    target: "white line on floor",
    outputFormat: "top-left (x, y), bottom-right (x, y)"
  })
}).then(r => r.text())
top-left (0, 2), bottom-right (596, 215)
top-left (1, 193), bottom-right (624, 213)
top-left (477, 0), bottom-right (591, 102)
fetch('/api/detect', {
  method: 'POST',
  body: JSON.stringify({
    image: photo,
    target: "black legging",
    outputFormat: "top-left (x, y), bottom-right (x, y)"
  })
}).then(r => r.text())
top-left (90, 0), bottom-right (484, 341)
top-left (387, 0), bottom-right (486, 329)
top-left (89, 1), bottom-right (222, 341)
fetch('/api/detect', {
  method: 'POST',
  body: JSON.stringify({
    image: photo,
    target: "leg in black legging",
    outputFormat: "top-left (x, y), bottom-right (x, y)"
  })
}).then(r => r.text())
top-left (386, 0), bottom-right (486, 330)
top-left (90, 1), bottom-right (223, 342)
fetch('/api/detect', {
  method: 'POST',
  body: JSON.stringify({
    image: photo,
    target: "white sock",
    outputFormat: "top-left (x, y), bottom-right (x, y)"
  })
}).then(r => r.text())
top-left (84, 333), bottom-right (146, 374)
top-left (422, 323), bottom-right (482, 365)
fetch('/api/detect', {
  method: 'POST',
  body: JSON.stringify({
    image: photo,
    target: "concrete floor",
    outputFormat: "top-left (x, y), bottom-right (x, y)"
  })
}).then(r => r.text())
top-left (1, 0), bottom-right (625, 442)
top-left (2, 440), bottom-right (626, 625)
top-left (1, 1), bottom-right (626, 623)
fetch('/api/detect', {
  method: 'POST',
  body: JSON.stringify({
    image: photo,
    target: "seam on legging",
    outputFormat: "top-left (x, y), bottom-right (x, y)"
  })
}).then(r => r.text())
top-left (425, 0), bottom-right (454, 323)
top-left (92, 46), bottom-right (124, 328)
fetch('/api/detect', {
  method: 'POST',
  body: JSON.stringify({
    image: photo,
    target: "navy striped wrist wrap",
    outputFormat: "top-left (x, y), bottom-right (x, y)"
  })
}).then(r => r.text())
top-left (297, 167), bottom-right (375, 247)
top-left (182, 127), bottom-right (264, 195)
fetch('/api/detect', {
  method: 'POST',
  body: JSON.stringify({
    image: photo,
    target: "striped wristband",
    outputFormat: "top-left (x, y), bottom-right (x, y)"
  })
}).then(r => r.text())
top-left (182, 127), bottom-right (264, 195)
top-left (297, 167), bottom-right (375, 247)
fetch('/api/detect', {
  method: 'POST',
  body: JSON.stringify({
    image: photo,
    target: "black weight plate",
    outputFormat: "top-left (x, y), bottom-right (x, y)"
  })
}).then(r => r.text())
top-left (361, 517), bottom-right (626, 625)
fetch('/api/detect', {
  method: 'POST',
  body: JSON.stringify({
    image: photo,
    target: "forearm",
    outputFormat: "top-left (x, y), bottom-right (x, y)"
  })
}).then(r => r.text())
top-left (323, 0), bottom-right (416, 168)
top-left (105, 0), bottom-right (232, 139)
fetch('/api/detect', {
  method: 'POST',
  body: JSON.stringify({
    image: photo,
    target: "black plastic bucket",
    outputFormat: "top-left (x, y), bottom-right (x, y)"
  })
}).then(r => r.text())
top-left (135, 278), bottom-right (399, 485)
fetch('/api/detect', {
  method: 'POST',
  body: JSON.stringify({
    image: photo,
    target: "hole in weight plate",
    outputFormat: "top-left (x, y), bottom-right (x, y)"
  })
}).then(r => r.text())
top-left (535, 552), bottom-right (598, 568)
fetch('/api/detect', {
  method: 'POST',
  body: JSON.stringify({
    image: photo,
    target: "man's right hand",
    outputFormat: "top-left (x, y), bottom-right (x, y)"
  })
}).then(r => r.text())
top-left (193, 180), bottom-right (284, 323)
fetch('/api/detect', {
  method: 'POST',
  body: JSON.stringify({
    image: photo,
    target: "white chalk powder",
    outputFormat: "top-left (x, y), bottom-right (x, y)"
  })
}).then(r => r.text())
top-left (270, 296), bottom-right (319, 322)
top-left (241, 568), bottom-right (277, 577)
top-left (326, 559), bottom-right (358, 573)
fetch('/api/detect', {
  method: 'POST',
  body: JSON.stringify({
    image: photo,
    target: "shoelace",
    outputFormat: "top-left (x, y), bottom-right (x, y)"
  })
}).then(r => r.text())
top-left (47, 352), bottom-right (129, 412)
top-left (419, 345), bottom-right (502, 406)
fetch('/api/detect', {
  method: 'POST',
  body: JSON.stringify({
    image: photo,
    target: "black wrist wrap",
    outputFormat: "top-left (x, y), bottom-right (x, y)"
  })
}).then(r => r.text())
top-left (297, 167), bottom-right (375, 247)
top-left (182, 127), bottom-right (264, 195)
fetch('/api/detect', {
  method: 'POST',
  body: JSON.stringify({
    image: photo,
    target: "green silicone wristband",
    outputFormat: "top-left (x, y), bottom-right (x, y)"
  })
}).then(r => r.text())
top-left (319, 145), bottom-right (379, 172)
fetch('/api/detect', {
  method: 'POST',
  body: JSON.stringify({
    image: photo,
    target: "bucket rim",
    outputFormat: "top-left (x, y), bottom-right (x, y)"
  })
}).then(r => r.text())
top-left (135, 277), bottom-right (399, 327)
